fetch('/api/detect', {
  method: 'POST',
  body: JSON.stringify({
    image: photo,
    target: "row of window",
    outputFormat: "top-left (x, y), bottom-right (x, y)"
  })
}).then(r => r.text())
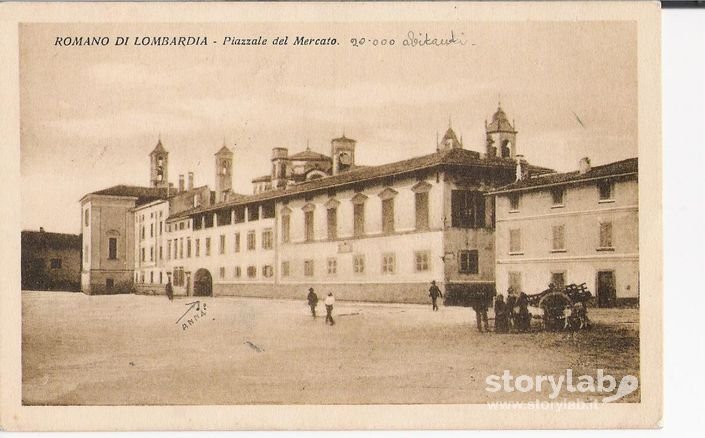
top-left (209, 251), bottom-right (438, 280)
top-left (218, 265), bottom-right (274, 279)
top-left (507, 271), bottom-right (567, 293)
top-left (193, 203), bottom-right (276, 230)
top-left (136, 211), bottom-right (166, 241)
top-left (166, 230), bottom-right (274, 260)
top-left (508, 181), bottom-right (615, 212)
top-left (137, 211), bottom-right (164, 222)
top-left (167, 220), bottom-right (190, 233)
top-left (135, 270), bottom-right (166, 285)
top-left (282, 251), bottom-right (435, 277)
top-left (508, 222), bottom-right (614, 254)
top-left (281, 191), bottom-right (435, 243)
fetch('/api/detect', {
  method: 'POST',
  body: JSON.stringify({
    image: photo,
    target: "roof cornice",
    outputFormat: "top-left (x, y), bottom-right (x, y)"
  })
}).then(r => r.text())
top-left (486, 171), bottom-right (638, 196)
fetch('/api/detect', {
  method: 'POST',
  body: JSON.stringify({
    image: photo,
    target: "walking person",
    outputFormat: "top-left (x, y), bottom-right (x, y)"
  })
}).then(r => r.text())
top-left (324, 292), bottom-right (336, 325)
top-left (307, 287), bottom-right (319, 318)
top-left (165, 279), bottom-right (174, 301)
top-left (429, 280), bottom-right (443, 311)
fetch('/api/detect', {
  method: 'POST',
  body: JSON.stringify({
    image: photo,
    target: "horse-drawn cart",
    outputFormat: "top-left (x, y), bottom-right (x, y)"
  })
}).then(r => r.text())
top-left (525, 283), bottom-right (593, 331)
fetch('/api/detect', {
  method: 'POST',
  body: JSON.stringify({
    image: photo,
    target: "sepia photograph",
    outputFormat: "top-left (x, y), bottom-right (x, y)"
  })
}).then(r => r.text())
top-left (1, 0), bottom-right (663, 431)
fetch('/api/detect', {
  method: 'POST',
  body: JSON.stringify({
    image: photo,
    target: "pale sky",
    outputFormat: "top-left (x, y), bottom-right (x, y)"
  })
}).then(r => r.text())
top-left (20, 21), bottom-right (637, 234)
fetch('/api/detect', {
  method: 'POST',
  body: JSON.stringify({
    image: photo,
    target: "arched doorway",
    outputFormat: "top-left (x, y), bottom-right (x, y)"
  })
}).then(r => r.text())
top-left (193, 269), bottom-right (213, 297)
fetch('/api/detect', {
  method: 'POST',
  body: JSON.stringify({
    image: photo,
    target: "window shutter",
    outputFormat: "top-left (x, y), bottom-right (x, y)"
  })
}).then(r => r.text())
top-left (415, 192), bottom-right (429, 230)
top-left (600, 222), bottom-right (613, 247)
top-left (510, 229), bottom-right (521, 252)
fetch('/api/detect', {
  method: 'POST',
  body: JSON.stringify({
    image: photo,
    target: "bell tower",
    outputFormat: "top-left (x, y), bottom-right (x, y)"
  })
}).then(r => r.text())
top-left (485, 103), bottom-right (517, 159)
top-left (149, 138), bottom-right (169, 188)
top-left (331, 135), bottom-right (356, 175)
top-left (215, 143), bottom-right (234, 202)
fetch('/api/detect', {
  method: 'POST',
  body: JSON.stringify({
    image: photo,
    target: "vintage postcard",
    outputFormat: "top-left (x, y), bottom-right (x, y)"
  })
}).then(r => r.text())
top-left (0, 1), bottom-right (662, 431)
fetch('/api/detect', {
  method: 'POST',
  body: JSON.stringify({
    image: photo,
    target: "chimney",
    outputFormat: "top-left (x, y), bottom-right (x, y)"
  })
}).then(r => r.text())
top-left (187, 172), bottom-right (194, 191)
top-left (178, 174), bottom-right (185, 192)
top-left (579, 157), bottom-right (591, 174)
top-left (515, 154), bottom-right (525, 181)
top-left (39, 227), bottom-right (45, 232)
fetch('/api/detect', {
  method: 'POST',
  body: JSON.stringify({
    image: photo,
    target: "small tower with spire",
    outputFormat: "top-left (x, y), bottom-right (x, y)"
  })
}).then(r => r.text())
top-left (149, 136), bottom-right (169, 188)
top-left (214, 141), bottom-right (234, 202)
top-left (485, 102), bottom-right (518, 159)
top-left (439, 118), bottom-right (463, 151)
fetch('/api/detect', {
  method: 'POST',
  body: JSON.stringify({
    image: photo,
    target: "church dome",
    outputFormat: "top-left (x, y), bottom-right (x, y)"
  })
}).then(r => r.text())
top-left (289, 149), bottom-right (330, 162)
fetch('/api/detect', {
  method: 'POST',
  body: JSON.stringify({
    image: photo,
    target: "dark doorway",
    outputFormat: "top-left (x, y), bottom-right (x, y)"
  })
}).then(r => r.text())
top-left (597, 271), bottom-right (617, 308)
top-left (193, 269), bottom-right (212, 297)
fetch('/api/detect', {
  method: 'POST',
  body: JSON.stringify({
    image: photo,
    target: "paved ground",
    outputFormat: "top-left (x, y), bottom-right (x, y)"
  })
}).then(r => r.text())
top-left (22, 291), bottom-right (640, 405)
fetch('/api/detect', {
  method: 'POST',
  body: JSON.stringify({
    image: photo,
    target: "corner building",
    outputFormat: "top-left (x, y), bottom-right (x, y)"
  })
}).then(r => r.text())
top-left (489, 158), bottom-right (639, 307)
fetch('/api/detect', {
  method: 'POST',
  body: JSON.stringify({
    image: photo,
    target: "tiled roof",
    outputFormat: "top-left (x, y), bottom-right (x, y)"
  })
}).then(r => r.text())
top-left (22, 230), bottom-right (82, 250)
top-left (86, 185), bottom-right (170, 206)
top-left (169, 148), bottom-right (553, 220)
top-left (251, 174), bottom-right (272, 183)
top-left (488, 157), bottom-right (638, 194)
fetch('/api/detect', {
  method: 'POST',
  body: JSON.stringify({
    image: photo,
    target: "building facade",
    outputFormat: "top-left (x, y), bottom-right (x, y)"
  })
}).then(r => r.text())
top-left (78, 105), bottom-right (638, 305)
top-left (489, 157), bottom-right (639, 307)
top-left (79, 140), bottom-right (212, 294)
top-left (21, 229), bottom-right (82, 291)
top-left (146, 107), bottom-right (554, 303)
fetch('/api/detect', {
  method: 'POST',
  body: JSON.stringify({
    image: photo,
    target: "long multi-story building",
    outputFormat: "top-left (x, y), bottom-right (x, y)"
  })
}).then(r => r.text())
top-left (80, 106), bottom-right (557, 301)
top-left (488, 157), bottom-right (639, 307)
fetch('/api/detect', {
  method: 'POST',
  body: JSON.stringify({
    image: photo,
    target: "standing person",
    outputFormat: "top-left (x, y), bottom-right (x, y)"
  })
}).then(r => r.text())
top-left (324, 292), bottom-right (336, 326)
top-left (494, 294), bottom-right (509, 333)
top-left (516, 292), bottom-right (531, 332)
top-left (307, 287), bottom-right (319, 318)
top-left (472, 292), bottom-right (489, 333)
top-left (165, 279), bottom-right (174, 301)
top-left (429, 280), bottom-right (443, 311)
top-left (506, 287), bottom-right (517, 332)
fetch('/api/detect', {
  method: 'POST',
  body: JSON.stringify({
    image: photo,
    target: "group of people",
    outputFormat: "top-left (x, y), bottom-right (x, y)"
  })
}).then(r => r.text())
top-left (305, 281), bottom-right (589, 332)
top-left (493, 288), bottom-right (532, 333)
top-left (307, 288), bottom-right (336, 325)
top-left (428, 282), bottom-right (533, 333)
